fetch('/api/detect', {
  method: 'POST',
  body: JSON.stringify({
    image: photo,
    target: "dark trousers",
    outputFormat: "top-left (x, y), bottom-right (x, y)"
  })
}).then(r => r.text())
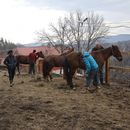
top-left (7, 67), bottom-right (15, 83)
top-left (99, 70), bottom-right (104, 84)
top-left (86, 69), bottom-right (99, 87)
top-left (29, 62), bottom-right (35, 75)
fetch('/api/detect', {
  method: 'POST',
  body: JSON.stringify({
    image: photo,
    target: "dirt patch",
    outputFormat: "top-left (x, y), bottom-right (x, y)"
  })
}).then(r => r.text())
top-left (0, 71), bottom-right (130, 130)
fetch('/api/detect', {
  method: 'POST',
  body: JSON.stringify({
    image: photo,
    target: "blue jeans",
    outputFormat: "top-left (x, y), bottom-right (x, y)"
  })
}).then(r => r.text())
top-left (85, 69), bottom-right (99, 87)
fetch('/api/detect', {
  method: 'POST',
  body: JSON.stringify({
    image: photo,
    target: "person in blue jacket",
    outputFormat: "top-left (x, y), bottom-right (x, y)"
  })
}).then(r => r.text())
top-left (4, 50), bottom-right (17, 87)
top-left (83, 52), bottom-right (99, 90)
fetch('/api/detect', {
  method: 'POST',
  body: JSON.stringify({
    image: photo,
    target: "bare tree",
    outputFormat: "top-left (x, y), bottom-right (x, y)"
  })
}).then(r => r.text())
top-left (65, 11), bottom-right (109, 51)
top-left (38, 17), bottom-right (71, 54)
top-left (83, 12), bottom-right (109, 51)
top-left (64, 11), bottom-right (84, 52)
top-left (37, 10), bottom-right (109, 53)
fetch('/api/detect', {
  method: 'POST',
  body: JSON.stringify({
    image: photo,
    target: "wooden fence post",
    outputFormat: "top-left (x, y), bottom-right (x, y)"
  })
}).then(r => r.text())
top-left (105, 59), bottom-right (110, 84)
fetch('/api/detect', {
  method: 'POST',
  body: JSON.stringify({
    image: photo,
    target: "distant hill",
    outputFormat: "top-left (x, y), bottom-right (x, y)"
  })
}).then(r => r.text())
top-left (22, 34), bottom-right (130, 47)
top-left (103, 34), bottom-right (130, 43)
top-left (23, 42), bottom-right (48, 47)
top-left (102, 40), bottom-right (130, 51)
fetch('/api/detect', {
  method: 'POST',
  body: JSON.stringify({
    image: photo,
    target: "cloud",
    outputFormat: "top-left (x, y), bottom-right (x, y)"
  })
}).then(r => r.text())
top-left (0, 0), bottom-right (130, 43)
top-left (0, 0), bottom-right (67, 44)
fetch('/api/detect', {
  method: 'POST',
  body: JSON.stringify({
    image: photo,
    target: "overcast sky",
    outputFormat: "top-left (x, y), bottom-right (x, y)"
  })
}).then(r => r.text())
top-left (0, 0), bottom-right (130, 44)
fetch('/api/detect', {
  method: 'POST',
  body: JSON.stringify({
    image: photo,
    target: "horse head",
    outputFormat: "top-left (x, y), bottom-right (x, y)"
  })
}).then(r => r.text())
top-left (111, 45), bottom-right (123, 61)
top-left (36, 51), bottom-right (44, 58)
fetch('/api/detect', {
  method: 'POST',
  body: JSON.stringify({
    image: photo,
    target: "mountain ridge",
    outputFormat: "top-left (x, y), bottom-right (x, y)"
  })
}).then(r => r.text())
top-left (103, 34), bottom-right (130, 43)
top-left (22, 34), bottom-right (130, 47)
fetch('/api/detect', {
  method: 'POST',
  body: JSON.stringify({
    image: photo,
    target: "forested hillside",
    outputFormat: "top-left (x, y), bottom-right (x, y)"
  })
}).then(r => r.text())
top-left (102, 40), bottom-right (130, 51)
top-left (0, 38), bottom-right (16, 52)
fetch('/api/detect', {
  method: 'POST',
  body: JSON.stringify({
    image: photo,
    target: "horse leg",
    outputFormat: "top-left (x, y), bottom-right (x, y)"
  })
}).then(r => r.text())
top-left (68, 68), bottom-right (77, 89)
top-left (100, 69), bottom-right (104, 84)
top-left (43, 61), bottom-right (53, 82)
top-left (46, 67), bottom-right (53, 81)
top-left (99, 65), bottom-right (104, 85)
top-left (49, 71), bottom-right (53, 81)
top-left (16, 63), bottom-right (20, 75)
top-left (64, 59), bottom-right (74, 89)
top-left (70, 68), bottom-right (76, 87)
top-left (64, 66), bottom-right (76, 89)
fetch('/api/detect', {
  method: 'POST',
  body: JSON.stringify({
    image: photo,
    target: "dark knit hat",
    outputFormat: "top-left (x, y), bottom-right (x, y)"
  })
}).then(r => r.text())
top-left (33, 50), bottom-right (36, 53)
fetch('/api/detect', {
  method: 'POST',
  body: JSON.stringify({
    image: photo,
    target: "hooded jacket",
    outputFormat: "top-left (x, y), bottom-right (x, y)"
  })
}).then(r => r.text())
top-left (83, 52), bottom-right (98, 73)
top-left (4, 55), bottom-right (17, 69)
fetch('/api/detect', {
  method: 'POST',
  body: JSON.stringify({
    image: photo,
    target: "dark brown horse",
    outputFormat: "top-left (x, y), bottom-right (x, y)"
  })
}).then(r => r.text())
top-left (43, 48), bottom-right (74, 80)
top-left (64, 45), bottom-right (123, 88)
top-left (16, 51), bottom-right (44, 74)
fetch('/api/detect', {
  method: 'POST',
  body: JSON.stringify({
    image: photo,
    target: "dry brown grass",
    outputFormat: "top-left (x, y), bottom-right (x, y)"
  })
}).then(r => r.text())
top-left (0, 71), bottom-right (130, 130)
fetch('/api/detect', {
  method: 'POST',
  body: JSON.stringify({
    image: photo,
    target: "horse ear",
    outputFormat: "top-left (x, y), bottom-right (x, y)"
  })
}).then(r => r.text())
top-left (72, 48), bottom-right (74, 51)
top-left (112, 45), bottom-right (115, 49)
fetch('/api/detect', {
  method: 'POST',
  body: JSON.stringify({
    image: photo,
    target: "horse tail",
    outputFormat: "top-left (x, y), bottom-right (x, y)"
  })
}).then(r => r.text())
top-left (42, 59), bottom-right (49, 79)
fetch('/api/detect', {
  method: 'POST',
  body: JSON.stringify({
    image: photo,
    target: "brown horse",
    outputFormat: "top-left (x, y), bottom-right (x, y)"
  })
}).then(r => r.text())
top-left (64, 45), bottom-right (123, 88)
top-left (16, 51), bottom-right (44, 74)
top-left (43, 48), bottom-right (74, 80)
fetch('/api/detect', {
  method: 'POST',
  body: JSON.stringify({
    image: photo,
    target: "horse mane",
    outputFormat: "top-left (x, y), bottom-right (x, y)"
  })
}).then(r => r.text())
top-left (60, 48), bottom-right (74, 56)
top-left (91, 45), bottom-right (119, 54)
top-left (91, 46), bottom-right (112, 55)
top-left (65, 51), bottom-right (82, 57)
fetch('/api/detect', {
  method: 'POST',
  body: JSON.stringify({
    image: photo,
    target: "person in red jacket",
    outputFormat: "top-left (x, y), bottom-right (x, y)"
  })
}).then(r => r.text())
top-left (28, 50), bottom-right (37, 75)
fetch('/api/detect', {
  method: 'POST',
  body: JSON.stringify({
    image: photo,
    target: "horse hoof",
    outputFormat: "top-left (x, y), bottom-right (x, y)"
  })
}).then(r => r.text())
top-left (72, 87), bottom-right (76, 90)
top-left (10, 84), bottom-right (13, 87)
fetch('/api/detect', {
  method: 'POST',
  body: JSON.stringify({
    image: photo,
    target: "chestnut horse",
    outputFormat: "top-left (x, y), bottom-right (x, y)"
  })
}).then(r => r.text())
top-left (64, 45), bottom-right (123, 88)
top-left (43, 48), bottom-right (74, 80)
top-left (16, 51), bottom-right (44, 74)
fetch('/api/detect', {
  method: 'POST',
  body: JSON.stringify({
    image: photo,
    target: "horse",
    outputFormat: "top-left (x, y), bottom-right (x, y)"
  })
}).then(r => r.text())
top-left (42, 48), bottom-right (74, 80)
top-left (64, 45), bottom-right (123, 88)
top-left (16, 51), bottom-right (44, 74)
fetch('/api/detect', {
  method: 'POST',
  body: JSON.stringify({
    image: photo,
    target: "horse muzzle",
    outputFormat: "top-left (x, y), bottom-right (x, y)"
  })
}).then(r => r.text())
top-left (117, 57), bottom-right (123, 61)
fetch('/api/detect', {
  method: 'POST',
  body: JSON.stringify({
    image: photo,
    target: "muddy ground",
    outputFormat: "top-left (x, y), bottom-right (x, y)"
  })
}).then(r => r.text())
top-left (0, 71), bottom-right (130, 130)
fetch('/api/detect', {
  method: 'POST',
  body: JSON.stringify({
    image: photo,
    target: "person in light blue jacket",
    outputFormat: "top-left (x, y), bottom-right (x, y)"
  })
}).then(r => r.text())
top-left (83, 52), bottom-right (99, 89)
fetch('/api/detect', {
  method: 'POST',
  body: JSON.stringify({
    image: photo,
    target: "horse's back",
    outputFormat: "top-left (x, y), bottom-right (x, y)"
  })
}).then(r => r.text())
top-left (16, 55), bottom-right (29, 64)
top-left (44, 55), bottom-right (66, 67)
top-left (66, 52), bottom-right (84, 69)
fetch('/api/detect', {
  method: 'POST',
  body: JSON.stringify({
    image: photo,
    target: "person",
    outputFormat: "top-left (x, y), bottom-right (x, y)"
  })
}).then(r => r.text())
top-left (4, 50), bottom-right (17, 87)
top-left (28, 50), bottom-right (37, 75)
top-left (83, 52), bottom-right (99, 90)
top-left (91, 43), bottom-right (105, 85)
